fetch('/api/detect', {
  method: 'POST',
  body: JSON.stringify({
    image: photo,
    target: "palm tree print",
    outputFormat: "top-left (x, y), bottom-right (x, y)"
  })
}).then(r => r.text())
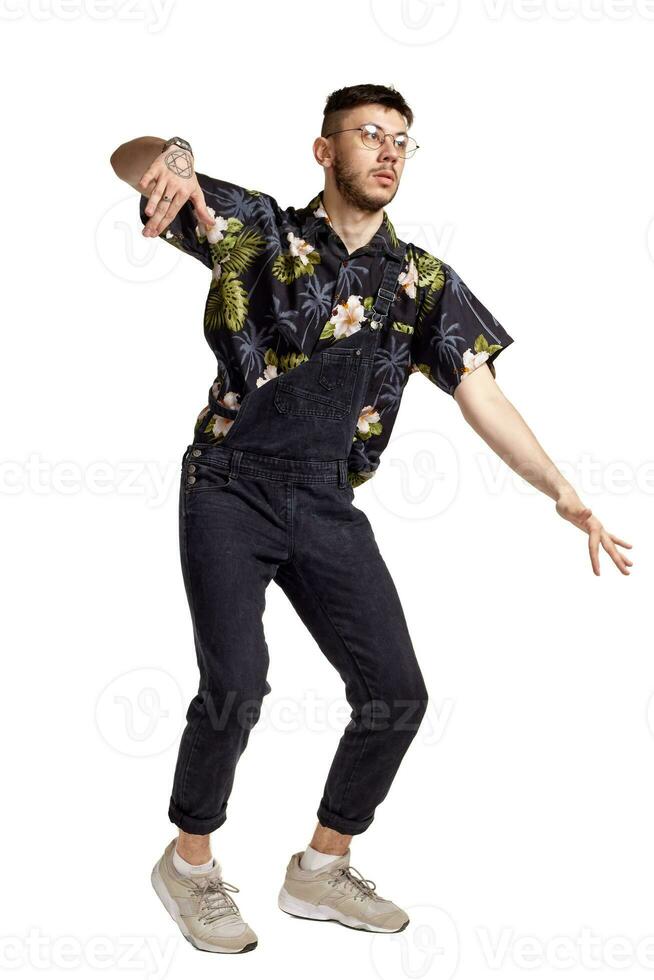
top-left (230, 321), bottom-right (276, 379)
top-left (334, 258), bottom-right (368, 297)
top-left (298, 277), bottom-right (337, 346)
top-left (260, 294), bottom-right (301, 349)
top-left (370, 334), bottom-right (411, 412)
top-left (445, 266), bottom-right (506, 345)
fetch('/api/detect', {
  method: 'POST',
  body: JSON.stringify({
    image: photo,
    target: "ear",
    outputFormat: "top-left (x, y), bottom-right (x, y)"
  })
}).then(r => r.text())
top-left (313, 136), bottom-right (333, 168)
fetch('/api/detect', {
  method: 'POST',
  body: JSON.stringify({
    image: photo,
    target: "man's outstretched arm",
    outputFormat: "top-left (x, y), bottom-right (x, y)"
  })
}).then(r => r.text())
top-left (453, 364), bottom-right (633, 577)
top-left (109, 135), bottom-right (215, 238)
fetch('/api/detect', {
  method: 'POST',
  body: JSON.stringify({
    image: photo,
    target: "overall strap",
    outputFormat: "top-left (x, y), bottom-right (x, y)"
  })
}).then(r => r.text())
top-left (365, 247), bottom-right (408, 331)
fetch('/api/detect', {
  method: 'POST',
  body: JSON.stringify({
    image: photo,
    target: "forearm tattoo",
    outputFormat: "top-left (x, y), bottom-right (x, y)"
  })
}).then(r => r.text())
top-left (164, 148), bottom-right (193, 179)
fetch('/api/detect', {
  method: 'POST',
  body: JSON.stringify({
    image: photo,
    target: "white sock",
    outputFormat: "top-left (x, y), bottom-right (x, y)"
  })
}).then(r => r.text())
top-left (300, 844), bottom-right (342, 871)
top-left (173, 844), bottom-right (216, 876)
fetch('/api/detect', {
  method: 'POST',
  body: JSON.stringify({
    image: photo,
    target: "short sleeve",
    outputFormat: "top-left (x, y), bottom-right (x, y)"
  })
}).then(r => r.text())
top-left (410, 259), bottom-right (514, 395)
top-left (138, 171), bottom-right (282, 270)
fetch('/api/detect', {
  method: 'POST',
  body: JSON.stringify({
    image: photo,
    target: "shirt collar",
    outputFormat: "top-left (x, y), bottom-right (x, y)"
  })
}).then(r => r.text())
top-left (298, 190), bottom-right (404, 260)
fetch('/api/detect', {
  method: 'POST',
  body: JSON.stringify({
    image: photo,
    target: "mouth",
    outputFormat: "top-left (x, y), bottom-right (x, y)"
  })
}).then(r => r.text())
top-left (372, 172), bottom-right (395, 186)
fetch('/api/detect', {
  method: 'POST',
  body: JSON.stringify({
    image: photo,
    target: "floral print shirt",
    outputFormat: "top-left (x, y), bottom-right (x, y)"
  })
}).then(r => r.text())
top-left (139, 173), bottom-right (515, 487)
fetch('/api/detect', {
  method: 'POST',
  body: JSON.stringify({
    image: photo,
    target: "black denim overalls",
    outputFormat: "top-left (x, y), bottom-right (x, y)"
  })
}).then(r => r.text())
top-left (172, 251), bottom-right (430, 837)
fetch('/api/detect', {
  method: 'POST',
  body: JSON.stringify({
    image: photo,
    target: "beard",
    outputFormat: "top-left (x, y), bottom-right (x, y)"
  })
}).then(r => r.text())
top-left (332, 155), bottom-right (397, 213)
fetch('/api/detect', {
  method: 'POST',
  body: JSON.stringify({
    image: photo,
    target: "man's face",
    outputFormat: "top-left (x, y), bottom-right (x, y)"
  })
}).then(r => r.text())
top-left (322, 104), bottom-right (408, 213)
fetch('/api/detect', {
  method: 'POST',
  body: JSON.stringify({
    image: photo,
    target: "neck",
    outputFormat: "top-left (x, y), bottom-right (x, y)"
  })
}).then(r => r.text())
top-left (321, 186), bottom-right (385, 256)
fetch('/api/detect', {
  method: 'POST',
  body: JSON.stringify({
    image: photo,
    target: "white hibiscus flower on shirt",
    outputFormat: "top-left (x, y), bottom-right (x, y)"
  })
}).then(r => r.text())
top-left (356, 405), bottom-right (380, 434)
top-left (287, 232), bottom-right (315, 267)
top-left (256, 364), bottom-right (279, 386)
top-left (461, 348), bottom-right (490, 375)
top-left (313, 202), bottom-right (331, 225)
top-left (208, 389), bottom-right (241, 438)
top-left (196, 207), bottom-right (230, 244)
top-left (329, 295), bottom-right (367, 339)
top-left (398, 257), bottom-right (419, 299)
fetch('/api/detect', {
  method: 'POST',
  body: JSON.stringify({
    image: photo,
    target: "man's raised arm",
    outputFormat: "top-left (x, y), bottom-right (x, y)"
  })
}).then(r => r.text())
top-left (109, 136), bottom-right (215, 238)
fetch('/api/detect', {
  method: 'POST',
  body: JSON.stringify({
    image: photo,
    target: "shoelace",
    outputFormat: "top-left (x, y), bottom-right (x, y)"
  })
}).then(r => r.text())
top-left (183, 873), bottom-right (242, 925)
top-left (328, 865), bottom-right (379, 902)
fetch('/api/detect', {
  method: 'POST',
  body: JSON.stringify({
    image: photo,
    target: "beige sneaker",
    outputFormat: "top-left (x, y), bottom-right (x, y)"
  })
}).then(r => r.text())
top-left (278, 849), bottom-right (409, 933)
top-left (151, 838), bottom-right (258, 953)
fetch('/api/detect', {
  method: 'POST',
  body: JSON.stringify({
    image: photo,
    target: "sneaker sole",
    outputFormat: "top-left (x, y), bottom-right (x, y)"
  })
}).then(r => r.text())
top-left (277, 886), bottom-right (409, 933)
top-left (151, 865), bottom-right (257, 954)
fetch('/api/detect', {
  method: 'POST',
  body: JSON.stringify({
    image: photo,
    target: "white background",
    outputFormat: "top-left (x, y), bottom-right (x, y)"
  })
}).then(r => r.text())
top-left (1, 1), bottom-right (650, 978)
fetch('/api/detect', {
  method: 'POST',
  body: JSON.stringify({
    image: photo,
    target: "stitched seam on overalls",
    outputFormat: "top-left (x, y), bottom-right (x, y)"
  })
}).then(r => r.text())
top-left (178, 506), bottom-right (205, 816)
top-left (283, 385), bottom-right (353, 407)
top-left (178, 458), bottom-right (226, 819)
top-left (274, 385), bottom-right (354, 413)
top-left (197, 447), bottom-right (346, 467)
top-left (286, 485), bottom-right (295, 562)
top-left (286, 559), bottom-right (378, 817)
top-left (178, 708), bottom-right (204, 817)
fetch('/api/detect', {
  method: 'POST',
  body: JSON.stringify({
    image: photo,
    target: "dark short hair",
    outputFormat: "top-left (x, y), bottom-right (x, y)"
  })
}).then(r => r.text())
top-left (321, 83), bottom-right (414, 137)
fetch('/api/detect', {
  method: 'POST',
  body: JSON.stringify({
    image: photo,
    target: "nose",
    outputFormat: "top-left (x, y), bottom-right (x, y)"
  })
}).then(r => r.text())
top-left (378, 135), bottom-right (400, 164)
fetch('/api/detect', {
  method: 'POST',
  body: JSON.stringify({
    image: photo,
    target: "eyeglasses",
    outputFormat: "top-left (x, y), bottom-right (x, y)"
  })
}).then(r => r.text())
top-left (324, 122), bottom-right (420, 159)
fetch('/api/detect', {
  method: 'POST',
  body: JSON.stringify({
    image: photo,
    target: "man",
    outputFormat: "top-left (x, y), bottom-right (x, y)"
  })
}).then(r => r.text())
top-left (110, 83), bottom-right (632, 954)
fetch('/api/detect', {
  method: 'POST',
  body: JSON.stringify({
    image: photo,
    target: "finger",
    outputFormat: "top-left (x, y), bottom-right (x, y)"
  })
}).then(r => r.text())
top-left (137, 166), bottom-right (159, 192)
top-left (152, 191), bottom-right (185, 237)
top-left (142, 177), bottom-right (172, 235)
top-left (189, 189), bottom-right (215, 226)
top-left (144, 174), bottom-right (169, 216)
top-left (612, 542), bottom-right (634, 565)
top-left (602, 536), bottom-right (632, 575)
top-left (144, 188), bottom-right (178, 238)
top-left (609, 534), bottom-right (632, 549)
top-left (588, 527), bottom-right (601, 575)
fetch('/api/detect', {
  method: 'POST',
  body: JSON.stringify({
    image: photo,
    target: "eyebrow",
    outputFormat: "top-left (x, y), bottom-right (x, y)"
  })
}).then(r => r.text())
top-left (366, 120), bottom-right (408, 137)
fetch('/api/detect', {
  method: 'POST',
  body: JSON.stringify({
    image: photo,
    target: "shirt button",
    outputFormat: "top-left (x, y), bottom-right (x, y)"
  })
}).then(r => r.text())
top-left (191, 449), bottom-right (202, 457)
top-left (186, 475), bottom-right (196, 485)
top-left (187, 463), bottom-right (197, 473)
top-left (355, 349), bottom-right (361, 356)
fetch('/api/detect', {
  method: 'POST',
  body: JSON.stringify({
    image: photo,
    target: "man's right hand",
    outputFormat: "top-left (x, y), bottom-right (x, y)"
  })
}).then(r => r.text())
top-left (137, 145), bottom-right (216, 239)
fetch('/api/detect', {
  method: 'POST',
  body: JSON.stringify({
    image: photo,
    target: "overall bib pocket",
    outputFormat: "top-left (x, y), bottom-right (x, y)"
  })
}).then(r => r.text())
top-left (319, 351), bottom-right (350, 390)
top-left (274, 347), bottom-right (360, 419)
